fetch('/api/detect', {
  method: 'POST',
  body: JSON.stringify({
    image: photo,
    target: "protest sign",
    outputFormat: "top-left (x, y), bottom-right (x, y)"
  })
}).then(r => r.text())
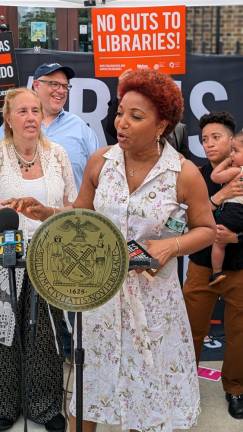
top-left (92, 6), bottom-right (186, 77)
top-left (0, 31), bottom-right (19, 110)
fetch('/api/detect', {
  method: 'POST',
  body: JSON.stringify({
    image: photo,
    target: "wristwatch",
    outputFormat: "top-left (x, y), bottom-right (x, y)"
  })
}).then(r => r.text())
top-left (237, 233), bottom-right (243, 243)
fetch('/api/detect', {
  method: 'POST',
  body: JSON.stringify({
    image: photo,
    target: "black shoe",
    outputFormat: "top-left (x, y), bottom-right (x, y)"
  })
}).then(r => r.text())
top-left (0, 418), bottom-right (14, 431)
top-left (226, 392), bottom-right (243, 419)
top-left (45, 413), bottom-right (65, 432)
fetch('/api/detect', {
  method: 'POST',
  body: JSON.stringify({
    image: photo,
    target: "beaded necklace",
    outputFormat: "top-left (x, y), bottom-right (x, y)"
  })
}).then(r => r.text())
top-left (13, 144), bottom-right (39, 172)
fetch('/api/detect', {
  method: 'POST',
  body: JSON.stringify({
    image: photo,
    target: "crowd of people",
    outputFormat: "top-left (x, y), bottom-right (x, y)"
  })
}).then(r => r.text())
top-left (0, 63), bottom-right (242, 432)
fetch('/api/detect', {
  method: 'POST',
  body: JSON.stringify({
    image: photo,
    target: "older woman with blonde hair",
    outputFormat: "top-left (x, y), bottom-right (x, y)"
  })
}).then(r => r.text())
top-left (0, 87), bottom-right (77, 432)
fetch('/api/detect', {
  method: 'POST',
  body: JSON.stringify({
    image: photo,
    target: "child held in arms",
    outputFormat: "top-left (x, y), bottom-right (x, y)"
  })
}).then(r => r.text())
top-left (209, 131), bottom-right (243, 286)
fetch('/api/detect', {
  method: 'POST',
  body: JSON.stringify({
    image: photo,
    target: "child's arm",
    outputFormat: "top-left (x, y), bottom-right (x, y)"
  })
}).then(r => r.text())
top-left (211, 157), bottom-right (241, 184)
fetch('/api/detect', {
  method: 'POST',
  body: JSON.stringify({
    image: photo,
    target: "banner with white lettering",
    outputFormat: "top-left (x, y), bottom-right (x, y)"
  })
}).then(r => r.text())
top-left (0, 32), bottom-right (19, 110)
top-left (14, 48), bottom-right (243, 164)
top-left (91, 6), bottom-right (186, 77)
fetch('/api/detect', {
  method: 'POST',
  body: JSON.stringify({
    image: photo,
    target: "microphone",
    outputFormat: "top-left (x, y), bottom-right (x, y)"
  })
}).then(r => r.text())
top-left (0, 208), bottom-right (22, 267)
top-left (0, 207), bottom-right (19, 231)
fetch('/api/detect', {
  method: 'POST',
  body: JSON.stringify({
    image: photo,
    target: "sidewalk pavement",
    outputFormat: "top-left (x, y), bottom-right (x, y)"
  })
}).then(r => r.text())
top-left (11, 361), bottom-right (243, 432)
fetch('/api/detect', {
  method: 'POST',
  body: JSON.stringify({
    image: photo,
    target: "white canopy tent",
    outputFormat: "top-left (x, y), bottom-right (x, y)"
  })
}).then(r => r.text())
top-left (0, 1), bottom-right (85, 7)
top-left (0, 0), bottom-right (243, 7)
top-left (94, 0), bottom-right (243, 6)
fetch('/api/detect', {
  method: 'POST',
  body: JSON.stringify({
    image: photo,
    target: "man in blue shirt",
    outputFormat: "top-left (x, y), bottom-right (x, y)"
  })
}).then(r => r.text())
top-left (31, 62), bottom-right (102, 190)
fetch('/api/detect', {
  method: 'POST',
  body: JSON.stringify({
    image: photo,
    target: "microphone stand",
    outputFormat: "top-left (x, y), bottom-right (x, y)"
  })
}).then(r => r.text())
top-left (75, 311), bottom-right (84, 432)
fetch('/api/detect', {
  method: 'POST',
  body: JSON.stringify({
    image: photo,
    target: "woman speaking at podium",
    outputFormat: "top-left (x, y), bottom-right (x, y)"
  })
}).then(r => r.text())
top-left (4, 71), bottom-right (216, 432)
top-left (0, 88), bottom-right (76, 431)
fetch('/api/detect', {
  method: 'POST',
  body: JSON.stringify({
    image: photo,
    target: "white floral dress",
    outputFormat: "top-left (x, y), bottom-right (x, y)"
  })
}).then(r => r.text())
top-left (70, 142), bottom-right (200, 431)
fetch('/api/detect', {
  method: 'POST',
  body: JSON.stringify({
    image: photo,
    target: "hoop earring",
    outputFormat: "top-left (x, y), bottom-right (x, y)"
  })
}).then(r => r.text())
top-left (156, 135), bottom-right (161, 156)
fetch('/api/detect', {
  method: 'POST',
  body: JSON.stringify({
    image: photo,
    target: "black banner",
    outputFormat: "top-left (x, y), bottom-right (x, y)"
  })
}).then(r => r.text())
top-left (0, 32), bottom-right (19, 109)
top-left (13, 48), bottom-right (243, 164)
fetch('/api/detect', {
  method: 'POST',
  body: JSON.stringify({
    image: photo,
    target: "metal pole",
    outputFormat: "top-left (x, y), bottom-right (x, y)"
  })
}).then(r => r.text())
top-left (215, 6), bottom-right (221, 54)
top-left (73, 38), bottom-right (79, 51)
top-left (201, 7), bottom-right (205, 53)
top-left (54, 38), bottom-right (59, 50)
top-left (76, 311), bottom-right (84, 432)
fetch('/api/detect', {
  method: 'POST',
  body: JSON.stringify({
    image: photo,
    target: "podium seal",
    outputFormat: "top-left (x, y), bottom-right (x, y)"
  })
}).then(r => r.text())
top-left (26, 209), bottom-right (129, 311)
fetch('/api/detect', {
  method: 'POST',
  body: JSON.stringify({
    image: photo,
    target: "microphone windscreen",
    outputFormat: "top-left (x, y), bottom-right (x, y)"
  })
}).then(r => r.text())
top-left (0, 208), bottom-right (19, 232)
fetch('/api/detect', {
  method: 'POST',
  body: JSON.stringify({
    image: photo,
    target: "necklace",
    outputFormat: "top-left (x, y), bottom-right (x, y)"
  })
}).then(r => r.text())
top-left (13, 144), bottom-right (39, 172)
top-left (127, 168), bottom-right (135, 177)
top-left (125, 151), bottom-right (136, 177)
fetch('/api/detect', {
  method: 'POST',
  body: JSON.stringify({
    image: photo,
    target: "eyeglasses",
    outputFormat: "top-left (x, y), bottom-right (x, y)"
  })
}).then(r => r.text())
top-left (37, 79), bottom-right (72, 92)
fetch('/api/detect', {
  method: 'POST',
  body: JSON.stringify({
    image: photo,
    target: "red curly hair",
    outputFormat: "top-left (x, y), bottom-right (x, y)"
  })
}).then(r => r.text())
top-left (118, 69), bottom-right (184, 136)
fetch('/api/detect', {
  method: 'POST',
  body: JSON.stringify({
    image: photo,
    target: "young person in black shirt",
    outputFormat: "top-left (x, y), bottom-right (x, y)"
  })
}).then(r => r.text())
top-left (184, 111), bottom-right (243, 419)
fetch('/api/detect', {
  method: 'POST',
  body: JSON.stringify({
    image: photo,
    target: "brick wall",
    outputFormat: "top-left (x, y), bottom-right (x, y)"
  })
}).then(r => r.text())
top-left (186, 6), bottom-right (243, 55)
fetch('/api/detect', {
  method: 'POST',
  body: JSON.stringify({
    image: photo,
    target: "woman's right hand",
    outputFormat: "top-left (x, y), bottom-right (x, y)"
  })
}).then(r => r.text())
top-left (0, 197), bottom-right (53, 221)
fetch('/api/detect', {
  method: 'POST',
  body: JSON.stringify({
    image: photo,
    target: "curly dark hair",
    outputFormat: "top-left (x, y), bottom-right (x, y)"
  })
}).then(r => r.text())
top-left (199, 111), bottom-right (236, 135)
top-left (118, 69), bottom-right (184, 136)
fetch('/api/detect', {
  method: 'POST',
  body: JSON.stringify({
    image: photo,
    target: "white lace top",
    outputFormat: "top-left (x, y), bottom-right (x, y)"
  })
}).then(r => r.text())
top-left (22, 176), bottom-right (47, 238)
top-left (0, 140), bottom-right (77, 346)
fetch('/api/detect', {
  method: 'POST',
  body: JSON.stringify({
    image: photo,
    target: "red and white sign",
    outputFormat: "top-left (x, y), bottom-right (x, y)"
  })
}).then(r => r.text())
top-left (0, 32), bottom-right (19, 109)
top-left (92, 6), bottom-right (186, 77)
top-left (198, 366), bottom-right (221, 382)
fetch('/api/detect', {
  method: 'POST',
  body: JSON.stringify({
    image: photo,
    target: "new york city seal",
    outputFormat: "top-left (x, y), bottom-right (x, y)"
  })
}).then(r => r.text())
top-left (27, 209), bottom-right (129, 311)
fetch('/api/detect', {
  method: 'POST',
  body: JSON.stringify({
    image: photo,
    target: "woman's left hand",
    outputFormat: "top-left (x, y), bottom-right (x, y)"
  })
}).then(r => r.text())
top-left (145, 238), bottom-right (178, 267)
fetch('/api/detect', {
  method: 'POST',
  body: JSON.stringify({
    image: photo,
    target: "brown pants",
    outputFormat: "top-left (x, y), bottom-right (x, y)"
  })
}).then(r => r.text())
top-left (183, 260), bottom-right (243, 395)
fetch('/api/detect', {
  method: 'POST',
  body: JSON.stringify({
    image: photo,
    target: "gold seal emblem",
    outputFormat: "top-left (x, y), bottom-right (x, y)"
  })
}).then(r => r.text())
top-left (26, 209), bottom-right (129, 312)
